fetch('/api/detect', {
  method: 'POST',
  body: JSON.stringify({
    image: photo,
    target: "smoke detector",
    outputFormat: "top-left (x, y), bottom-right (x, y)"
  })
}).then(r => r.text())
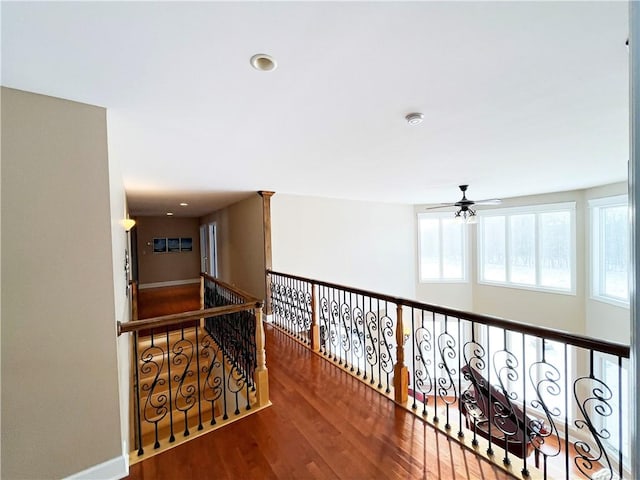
top-left (405, 113), bottom-right (424, 125)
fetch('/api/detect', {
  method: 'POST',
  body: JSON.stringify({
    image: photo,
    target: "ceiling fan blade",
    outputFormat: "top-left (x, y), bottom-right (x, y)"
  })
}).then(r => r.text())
top-left (423, 203), bottom-right (457, 211)
top-left (474, 199), bottom-right (502, 205)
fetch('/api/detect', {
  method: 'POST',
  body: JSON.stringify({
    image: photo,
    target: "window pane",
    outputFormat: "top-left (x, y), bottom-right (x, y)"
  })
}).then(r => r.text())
top-left (441, 218), bottom-right (463, 279)
top-left (602, 205), bottom-right (628, 300)
top-left (420, 218), bottom-right (440, 279)
top-left (509, 214), bottom-right (536, 285)
top-left (482, 216), bottom-right (506, 282)
top-left (539, 211), bottom-right (571, 289)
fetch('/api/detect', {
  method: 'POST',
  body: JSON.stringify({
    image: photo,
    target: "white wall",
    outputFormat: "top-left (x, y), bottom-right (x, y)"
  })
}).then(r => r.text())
top-left (271, 194), bottom-right (416, 299)
top-left (1, 88), bottom-right (124, 478)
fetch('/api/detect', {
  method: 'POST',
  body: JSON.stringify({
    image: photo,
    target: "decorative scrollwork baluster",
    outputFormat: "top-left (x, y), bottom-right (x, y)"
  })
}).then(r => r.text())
top-left (200, 332), bottom-right (224, 425)
top-left (330, 297), bottom-right (340, 362)
top-left (414, 317), bottom-right (434, 415)
top-left (364, 309), bottom-right (379, 384)
top-left (573, 375), bottom-right (614, 479)
top-left (461, 333), bottom-right (486, 446)
top-left (352, 305), bottom-right (365, 376)
top-left (172, 332), bottom-right (196, 436)
top-left (302, 288), bottom-right (312, 344)
top-left (227, 360), bottom-right (247, 416)
top-left (319, 294), bottom-right (330, 356)
top-left (437, 319), bottom-right (458, 430)
top-left (140, 339), bottom-right (168, 449)
top-left (529, 349), bottom-right (562, 462)
top-left (492, 347), bottom-right (520, 465)
top-left (340, 301), bottom-right (352, 368)
top-left (379, 312), bottom-right (394, 394)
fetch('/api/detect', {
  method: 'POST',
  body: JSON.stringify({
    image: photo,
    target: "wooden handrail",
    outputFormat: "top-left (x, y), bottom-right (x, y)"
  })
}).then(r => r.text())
top-left (267, 269), bottom-right (630, 358)
top-left (201, 272), bottom-right (260, 303)
top-left (118, 301), bottom-right (262, 335)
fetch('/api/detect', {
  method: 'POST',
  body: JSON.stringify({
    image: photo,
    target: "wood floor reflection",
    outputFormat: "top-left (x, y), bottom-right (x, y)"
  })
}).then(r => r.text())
top-left (127, 323), bottom-right (512, 480)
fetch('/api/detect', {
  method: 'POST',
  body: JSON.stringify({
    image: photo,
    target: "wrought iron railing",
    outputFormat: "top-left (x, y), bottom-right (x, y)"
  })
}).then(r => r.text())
top-left (267, 270), bottom-right (631, 480)
top-left (118, 274), bottom-right (269, 459)
top-left (202, 274), bottom-right (258, 414)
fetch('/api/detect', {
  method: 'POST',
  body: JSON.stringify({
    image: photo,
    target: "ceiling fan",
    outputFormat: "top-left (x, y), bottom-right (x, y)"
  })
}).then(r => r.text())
top-left (424, 185), bottom-right (501, 224)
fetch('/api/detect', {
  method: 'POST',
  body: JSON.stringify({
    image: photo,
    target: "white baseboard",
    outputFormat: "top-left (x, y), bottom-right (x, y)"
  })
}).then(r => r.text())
top-left (139, 278), bottom-right (200, 290)
top-left (64, 455), bottom-right (128, 480)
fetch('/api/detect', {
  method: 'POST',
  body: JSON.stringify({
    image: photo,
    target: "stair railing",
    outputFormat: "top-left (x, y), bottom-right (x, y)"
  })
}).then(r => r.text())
top-left (117, 274), bottom-right (269, 459)
top-left (267, 269), bottom-right (630, 480)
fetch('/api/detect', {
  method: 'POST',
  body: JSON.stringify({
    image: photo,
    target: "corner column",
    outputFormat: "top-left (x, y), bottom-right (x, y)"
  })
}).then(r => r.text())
top-left (258, 191), bottom-right (275, 315)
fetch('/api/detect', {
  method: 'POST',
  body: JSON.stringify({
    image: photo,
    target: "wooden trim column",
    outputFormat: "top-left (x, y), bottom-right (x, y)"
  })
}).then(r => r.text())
top-left (254, 306), bottom-right (270, 407)
top-left (393, 303), bottom-right (408, 404)
top-left (258, 191), bottom-right (275, 315)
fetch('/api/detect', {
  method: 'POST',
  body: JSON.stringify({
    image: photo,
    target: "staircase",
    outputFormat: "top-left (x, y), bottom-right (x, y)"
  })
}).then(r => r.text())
top-left (133, 325), bottom-right (260, 458)
top-left (120, 275), bottom-right (270, 462)
top-left (136, 328), bottom-right (220, 449)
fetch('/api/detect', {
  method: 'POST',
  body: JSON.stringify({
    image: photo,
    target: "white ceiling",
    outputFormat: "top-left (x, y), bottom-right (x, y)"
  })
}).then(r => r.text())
top-left (1, 1), bottom-right (629, 217)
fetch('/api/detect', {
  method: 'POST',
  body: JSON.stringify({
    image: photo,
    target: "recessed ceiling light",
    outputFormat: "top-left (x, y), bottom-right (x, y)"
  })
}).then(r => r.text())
top-left (179, 202), bottom-right (188, 207)
top-left (166, 212), bottom-right (174, 216)
top-left (405, 113), bottom-right (424, 125)
top-left (250, 54), bottom-right (277, 72)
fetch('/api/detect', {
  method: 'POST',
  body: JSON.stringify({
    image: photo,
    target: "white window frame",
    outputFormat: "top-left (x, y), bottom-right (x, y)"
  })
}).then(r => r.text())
top-left (589, 195), bottom-right (629, 308)
top-left (417, 212), bottom-right (468, 283)
top-left (477, 202), bottom-right (577, 294)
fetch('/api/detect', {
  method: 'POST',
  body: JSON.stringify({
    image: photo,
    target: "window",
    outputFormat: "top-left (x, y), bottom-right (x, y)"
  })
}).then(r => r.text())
top-left (590, 195), bottom-right (629, 306)
top-left (478, 202), bottom-right (576, 293)
top-left (418, 213), bottom-right (467, 282)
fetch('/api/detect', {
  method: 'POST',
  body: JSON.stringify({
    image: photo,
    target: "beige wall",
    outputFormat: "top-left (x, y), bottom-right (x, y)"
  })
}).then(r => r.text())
top-left (136, 216), bottom-right (201, 286)
top-left (201, 194), bottom-right (265, 299)
top-left (105, 111), bottom-right (132, 464)
top-left (1, 88), bottom-right (123, 478)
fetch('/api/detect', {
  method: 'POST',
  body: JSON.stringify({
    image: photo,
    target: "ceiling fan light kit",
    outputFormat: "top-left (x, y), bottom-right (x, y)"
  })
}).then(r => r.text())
top-left (425, 184), bottom-right (501, 224)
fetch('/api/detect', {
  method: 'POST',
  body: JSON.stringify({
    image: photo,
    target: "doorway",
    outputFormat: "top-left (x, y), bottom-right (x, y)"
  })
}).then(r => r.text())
top-left (200, 222), bottom-right (218, 277)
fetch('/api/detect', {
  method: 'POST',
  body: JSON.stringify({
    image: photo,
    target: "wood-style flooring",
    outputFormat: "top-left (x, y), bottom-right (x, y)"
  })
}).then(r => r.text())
top-left (126, 321), bottom-right (512, 479)
top-left (136, 284), bottom-right (201, 319)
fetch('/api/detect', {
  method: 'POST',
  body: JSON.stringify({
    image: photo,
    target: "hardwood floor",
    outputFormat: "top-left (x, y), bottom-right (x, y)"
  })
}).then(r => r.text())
top-left (136, 284), bottom-right (201, 319)
top-left (126, 324), bottom-right (512, 480)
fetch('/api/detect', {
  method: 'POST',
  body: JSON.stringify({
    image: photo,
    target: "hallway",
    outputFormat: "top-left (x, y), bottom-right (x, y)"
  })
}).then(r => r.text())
top-left (127, 322), bottom-right (511, 480)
